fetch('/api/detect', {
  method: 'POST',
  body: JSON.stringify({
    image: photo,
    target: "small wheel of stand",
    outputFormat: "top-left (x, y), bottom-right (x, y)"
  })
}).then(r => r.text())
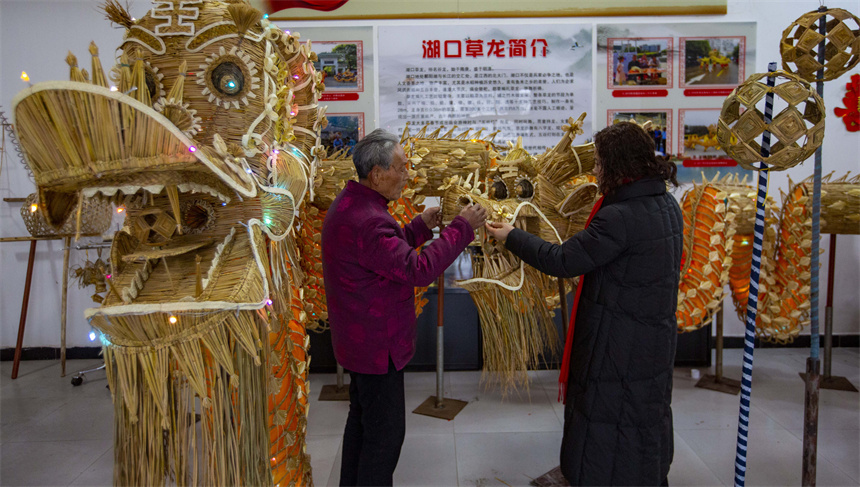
top-left (71, 375), bottom-right (84, 386)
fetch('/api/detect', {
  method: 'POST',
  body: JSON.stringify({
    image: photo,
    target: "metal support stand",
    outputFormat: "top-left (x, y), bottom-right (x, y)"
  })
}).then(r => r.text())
top-left (60, 236), bottom-right (71, 377)
top-left (11, 240), bottom-right (37, 380)
top-left (531, 278), bottom-right (571, 487)
top-left (413, 274), bottom-right (467, 420)
top-left (70, 363), bottom-right (106, 386)
top-left (802, 12), bottom-right (828, 486)
top-left (799, 235), bottom-right (857, 392)
top-left (697, 304), bottom-right (741, 395)
top-left (318, 362), bottom-right (350, 401)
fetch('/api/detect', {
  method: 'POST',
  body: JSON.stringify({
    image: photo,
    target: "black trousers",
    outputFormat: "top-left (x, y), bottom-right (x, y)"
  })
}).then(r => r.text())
top-left (339, 359), bottom-right (406, 486)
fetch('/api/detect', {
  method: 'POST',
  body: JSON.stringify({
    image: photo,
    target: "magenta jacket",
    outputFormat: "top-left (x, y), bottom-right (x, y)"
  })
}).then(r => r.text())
top-left (321, 181), bottom-right (475, 374)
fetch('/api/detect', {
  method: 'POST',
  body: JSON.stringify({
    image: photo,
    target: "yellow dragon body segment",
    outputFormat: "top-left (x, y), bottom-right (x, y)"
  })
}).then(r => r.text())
top-left (678, 172), bottom-right (859, 343)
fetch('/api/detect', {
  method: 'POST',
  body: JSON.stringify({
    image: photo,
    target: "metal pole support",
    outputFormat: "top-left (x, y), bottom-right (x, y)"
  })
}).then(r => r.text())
top-left (413, 274), bottom-right (467, 420)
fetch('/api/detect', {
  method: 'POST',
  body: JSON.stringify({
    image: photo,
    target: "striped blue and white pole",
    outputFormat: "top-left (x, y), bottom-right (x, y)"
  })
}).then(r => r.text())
top-left (733, 61), bottom-right (777, 487)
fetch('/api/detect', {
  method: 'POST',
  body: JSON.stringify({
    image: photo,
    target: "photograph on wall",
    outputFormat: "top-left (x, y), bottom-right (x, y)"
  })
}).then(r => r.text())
top-left (607, 110), bottom-right (671, 156)
top-left (680, 36), bottom-right (745, 87)
top-left (679, 109), bottom-right (728, 158)
top-left (312, 41), bottom-right (364, 92)
top-left (607, 37), bottom-right (672, 88)
top-left (378, 24), bottom-right (593, 155)
top-left (677, 108), bottom-right (749, 183)
top-left (595, 22), bottom-right (755, 160)
top-left (321, 113), bottom-right (364, 156)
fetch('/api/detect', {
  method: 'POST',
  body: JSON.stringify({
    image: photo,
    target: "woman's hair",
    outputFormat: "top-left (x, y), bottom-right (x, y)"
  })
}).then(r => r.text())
top-left (352, 129), bottom-right (400, 179)
top-left (592, 122), bottom-right (679, 194)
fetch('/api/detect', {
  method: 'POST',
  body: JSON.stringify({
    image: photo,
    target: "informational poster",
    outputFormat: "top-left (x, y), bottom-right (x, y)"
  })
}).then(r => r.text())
top-left (283, 25), bottom-right (374, 153)
top-left (378, 24), bottom-right (592, 154)
top-left (597, 22), bottom-right (756, 184)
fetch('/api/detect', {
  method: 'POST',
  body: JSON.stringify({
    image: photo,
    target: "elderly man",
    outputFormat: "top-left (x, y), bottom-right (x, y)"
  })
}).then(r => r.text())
top-left (322, 129), bottom-right (487, 486)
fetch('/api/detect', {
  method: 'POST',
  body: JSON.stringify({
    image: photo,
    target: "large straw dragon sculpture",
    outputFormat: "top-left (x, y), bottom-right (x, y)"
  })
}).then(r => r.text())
top-left (13, 1), bottom-right (321, 484)
top-left (9, 0), bottom-right (860, 485)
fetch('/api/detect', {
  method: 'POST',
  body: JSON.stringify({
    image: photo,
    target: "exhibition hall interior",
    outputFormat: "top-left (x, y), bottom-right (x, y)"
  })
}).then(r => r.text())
top-left (0, 0), bottom-right (857, 485)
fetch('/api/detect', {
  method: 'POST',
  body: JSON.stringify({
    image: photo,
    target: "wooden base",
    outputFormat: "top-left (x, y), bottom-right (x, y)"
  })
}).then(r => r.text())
top-left (799, 373), bottom-right (858, 392)
top-left (318, 384), bottom-right (350, 401)
top-left (696, 374), bottom-right (742, 395)
top-left (530, 466), bottom-right (569, 487)
top-left (412, 396), bottom-right (467, 420)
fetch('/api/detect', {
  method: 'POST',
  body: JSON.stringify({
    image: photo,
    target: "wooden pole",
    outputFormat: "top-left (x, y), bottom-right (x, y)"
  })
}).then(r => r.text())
top-left (823, 235), bottom-right (835, 378)
top-left (11, 240), bottom-right (38, 380)
top-left (60, 236), bottom-right (71, 377)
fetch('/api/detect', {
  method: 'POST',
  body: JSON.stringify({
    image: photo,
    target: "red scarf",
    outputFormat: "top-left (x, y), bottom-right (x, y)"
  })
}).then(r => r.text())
top-left (558, 195), bottom-right (605, 403)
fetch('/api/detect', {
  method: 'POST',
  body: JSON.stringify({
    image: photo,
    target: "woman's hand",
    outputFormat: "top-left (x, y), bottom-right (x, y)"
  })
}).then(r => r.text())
top-left (484, 221), bottom-right (514, 244)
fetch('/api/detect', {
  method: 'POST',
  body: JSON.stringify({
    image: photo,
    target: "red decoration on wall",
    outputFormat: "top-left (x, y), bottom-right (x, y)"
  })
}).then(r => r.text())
top-left (265, 0), bottom-right (350, 12)
top-left (834, 73), bottom-right (860, 132)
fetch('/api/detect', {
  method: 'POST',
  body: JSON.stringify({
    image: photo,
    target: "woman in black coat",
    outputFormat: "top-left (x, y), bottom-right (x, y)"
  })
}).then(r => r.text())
top-left (486, 122), bottom-right (683, 486)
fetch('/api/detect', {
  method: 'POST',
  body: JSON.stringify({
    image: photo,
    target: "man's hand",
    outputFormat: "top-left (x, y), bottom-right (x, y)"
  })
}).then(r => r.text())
top-left (485, 221), bottom-right (514, 243)
top-left (459, 203), bottom-right (488, 230)
top-left (421, 206), bottom-right (443, 229)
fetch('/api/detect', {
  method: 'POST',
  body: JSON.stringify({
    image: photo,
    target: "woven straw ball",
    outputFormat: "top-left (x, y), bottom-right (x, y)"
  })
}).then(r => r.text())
top-left (717, 70), bottom-right (825, 171)
top-left (780, 8), bottom-right (860, 83)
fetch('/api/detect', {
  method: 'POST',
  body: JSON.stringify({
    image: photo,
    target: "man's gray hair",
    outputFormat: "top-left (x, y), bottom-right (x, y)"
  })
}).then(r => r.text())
top-left (352, 129), bottom-right (401, 179)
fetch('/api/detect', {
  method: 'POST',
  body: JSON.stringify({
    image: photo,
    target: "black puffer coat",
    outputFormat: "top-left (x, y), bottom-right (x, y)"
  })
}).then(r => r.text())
top-left (506, 178), bottom-right (683, 486)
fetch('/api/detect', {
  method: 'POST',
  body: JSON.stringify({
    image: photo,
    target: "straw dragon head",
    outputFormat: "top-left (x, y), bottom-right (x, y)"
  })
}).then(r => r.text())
top-left (12, 0), bottom-right (324, 320)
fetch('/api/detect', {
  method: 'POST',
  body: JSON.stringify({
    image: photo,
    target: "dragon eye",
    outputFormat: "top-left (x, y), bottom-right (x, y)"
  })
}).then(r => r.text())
top-left (211, 62), bottom-right (244, 96)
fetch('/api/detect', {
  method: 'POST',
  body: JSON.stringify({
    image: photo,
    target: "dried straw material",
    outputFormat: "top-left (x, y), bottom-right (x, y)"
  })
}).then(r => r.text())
top-left (11, 1), bottom-right (326, 484)
top-left (676, 172), bottom-right (858, 342)
top-left (717, 70), bottom-right (825, 171)
top-left (101, 0), bottom-right (134, 29)
top-left (20, 192), bottom-right (112, 238)
top-left (405, 124), bottom-right (499, 197)
top-left (780, 8), bottom-right (860, 83)
top-left (534, 114), bottom-right (595, 186)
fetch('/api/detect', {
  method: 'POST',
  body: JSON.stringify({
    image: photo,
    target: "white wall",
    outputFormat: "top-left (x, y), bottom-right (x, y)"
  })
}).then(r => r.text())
top-left (1, 0), bottom-right (857, 349)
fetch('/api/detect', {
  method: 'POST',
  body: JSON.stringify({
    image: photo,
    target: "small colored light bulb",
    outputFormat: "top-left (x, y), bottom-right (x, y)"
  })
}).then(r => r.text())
top-left (89, 331), bottom-right (97, 341)
top-left (168, 315), bottom-right (178, 324)
top-left (105, 274), bottom-right (112, 279)
top-left (116, 206), bottom-right (125, 214)
top-left (20, 71), bottom-right (29, 82)
top-left (188, 145), bottom-right (197, 153)
top-left (263, 13), bottom-right (269, 19)
top-left (266, 299), bottom-right (273, 306)
top-left (272, 149), bottom-right (279, 154)
top-left (109, 86), bottom-right (118, 92)
top-left (29, 204), bottom-right (38, 213)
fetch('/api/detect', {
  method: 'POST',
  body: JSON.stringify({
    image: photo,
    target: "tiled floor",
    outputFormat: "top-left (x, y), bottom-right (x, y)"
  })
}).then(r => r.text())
top-left (1, 348), bottom-right (858, 486)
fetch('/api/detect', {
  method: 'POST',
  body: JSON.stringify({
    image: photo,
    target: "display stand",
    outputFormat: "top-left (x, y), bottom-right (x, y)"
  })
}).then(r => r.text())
top-left (802, 13), bottom-right (826, 485)
top-left (696, 304), bottom-right (741, 395)
top-left (7, 238), bottom-right (38, 380)
top-left (413, 274), bottom-right (468, 420)
top-left (318, 363), bottom-right (350, 401)
top-left (1, 235), bottom-right (106, 380)
top-left (798, 235), bottom-right (857, 392)
top-left (532, 277), bottom-right (569, 487)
